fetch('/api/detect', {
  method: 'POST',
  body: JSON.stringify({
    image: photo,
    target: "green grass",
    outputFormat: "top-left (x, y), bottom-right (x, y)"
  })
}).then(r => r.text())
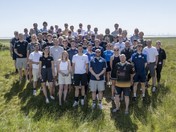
top-left (0, 38), bottom-right (176, 132)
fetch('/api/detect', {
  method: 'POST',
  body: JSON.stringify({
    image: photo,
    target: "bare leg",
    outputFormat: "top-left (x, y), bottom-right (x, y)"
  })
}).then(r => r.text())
top-left (63, 84), bottom-right (68, 102)
top-left (59, 84), bottom-right (63, 105)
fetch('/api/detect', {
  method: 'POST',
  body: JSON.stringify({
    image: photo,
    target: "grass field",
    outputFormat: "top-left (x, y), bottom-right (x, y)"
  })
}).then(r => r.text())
top-left (0, 38), bottom-right (176, 132)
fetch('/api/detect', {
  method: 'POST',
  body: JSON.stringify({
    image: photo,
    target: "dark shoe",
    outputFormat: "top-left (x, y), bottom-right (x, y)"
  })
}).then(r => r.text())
top-left (132, 97), bottom-right (137, 101)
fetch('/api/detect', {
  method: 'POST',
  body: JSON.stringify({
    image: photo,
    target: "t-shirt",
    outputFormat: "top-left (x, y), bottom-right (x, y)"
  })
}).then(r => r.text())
top-left (29, 51), bottom-right (43, 69)
top-left (67, 48), bottom-right (78, 63)
top-left (39, 56), bottom-right (53, 68)
top-left (103, 50), bottom-right (113, 62)
top-left (72, 54), bottom-right (89, 74)
top-left (90, 57), bottom-right (106, 80)
top-left (142, 46), bottom-right (158, 63)
top-left (50, 46), bottom-right (64, 62)
top-left (131, 52), bottom-right (147, 73)
top-left (14, 40), bottom-right (28, 58)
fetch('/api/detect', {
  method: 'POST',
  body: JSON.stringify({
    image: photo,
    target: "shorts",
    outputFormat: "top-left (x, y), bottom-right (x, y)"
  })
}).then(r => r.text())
top-left (32, 68), bottom-right (39, 82)
top-left (74, 73), bottom-right (87, 86)
top-left (115, 86), bottom-right (130, 96)
top-left (16, 58), bottom-right (27, 69)
top-left (41, 68), bottom-right (53, 83)
top-left (110, 69), bottom-right (117, 80)
top-left (58, 73), bottom-right (71, 85)
top-left (133, 73), bottom-right (146, 82)
top-left (146, 63), bottom-right (155, 77)
top-left (89, 80), bottom-right (105, 92)
top-left (106, 61), bottom-right (111, 72)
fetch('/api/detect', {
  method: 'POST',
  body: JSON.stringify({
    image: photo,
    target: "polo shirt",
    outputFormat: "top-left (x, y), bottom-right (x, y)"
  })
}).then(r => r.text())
top-left (10, 37), bottom-right (19, 48)
top-left (90, 57), bottom-right (106, 80)
top-left (131, 52), bottom-right (147, 73)
top-left (14, 40), bottom-right (28, 58)
top-left (39, 56), bottom-right (53, 68)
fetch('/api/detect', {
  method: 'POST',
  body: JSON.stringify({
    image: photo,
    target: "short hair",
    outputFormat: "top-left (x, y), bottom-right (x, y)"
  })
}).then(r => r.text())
top-left (77, 44), bottom-right (82, 47)
top-left (43, 21), bottom-right (48, 25)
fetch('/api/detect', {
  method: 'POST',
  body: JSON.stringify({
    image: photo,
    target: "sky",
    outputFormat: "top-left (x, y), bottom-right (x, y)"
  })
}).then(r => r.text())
top-left (0, 0), bottom-right (176, 38)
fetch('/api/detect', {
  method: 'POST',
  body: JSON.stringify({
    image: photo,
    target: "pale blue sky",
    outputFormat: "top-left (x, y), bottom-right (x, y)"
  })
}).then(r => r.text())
top-left (0, 0), bottom-right (176, 37)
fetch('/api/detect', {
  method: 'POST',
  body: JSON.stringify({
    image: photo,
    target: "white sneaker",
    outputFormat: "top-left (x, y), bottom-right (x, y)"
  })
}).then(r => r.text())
top-left (112, 108), bottom-right (119, 113)
top-left (92, 103), bottom-right (96, 109)
top-left (152, 87), bottom-right (156, 93)
top-left (73, 101), bottom-right (79, 107)
top-left (50, 95), bottom-right (55, 100)
top-left (33, 90), bottom-right (37, 96)
top-left (98, 103), bottom-right (103, 110)
top-left (81, 99), bottom-right (84, 106)
top-left (45, 98), bottom-right (49, 104)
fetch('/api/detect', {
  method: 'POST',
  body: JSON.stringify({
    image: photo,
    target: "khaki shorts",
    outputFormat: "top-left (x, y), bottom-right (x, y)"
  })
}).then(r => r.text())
top-left (16, 58), bottom-right (27, 69)
top-left (32, 68), bottom-right (39, 82)
top-left (89, 80), bottom-right (105, 92)
top-left (58, 73), bottom-right (71, 85)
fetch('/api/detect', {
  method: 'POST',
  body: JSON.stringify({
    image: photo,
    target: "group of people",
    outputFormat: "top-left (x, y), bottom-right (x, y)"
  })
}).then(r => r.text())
top-left (10, 22), bottom-right (166, 114)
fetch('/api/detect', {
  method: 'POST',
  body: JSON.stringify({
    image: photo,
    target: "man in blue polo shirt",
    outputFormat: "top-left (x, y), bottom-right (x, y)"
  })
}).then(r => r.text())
top-left (89, 49), bottom-right (106, 110)
top-left (131, 44), bottom-right (147, 101)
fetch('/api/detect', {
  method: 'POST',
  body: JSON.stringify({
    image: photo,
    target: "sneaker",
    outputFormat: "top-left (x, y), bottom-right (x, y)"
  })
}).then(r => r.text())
top-left (142, 97), bottom-right (146, 102)
top-left (125, 110), bottom-right (129, 115)
top-left (152, 87), bottom-right (156, 93)
top-left (98, 103), bottom-right (103, 110)
top-left (81, 99), bottom-right (84, 106)
top-left (33, 90), bottom-right (37, 96)
top-left (92, 103), bottom-right (96, 109)
top-left (50, 95), bottom-right (55, 100)
top-left (132, 97), bottom-right (137, 101)
top-left (111, 96), bottom-right (114, 100)
top-left (112, 108), bottom-right (119, 113)
top-left (45, 98), bottom-right (49, 104)
top-left (73, 101), bottom-right (79, 107)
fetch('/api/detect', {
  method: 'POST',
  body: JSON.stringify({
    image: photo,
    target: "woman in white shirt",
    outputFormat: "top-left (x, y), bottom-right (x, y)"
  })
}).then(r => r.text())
top-left (58, 51), bottom-right (72, 106)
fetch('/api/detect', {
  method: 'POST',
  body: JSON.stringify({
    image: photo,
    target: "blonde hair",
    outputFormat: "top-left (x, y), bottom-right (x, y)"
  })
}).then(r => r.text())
top-left (61, 51), bottom-right (69, 61)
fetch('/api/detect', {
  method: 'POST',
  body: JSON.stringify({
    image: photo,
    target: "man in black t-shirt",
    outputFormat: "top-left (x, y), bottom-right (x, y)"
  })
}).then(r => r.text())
top-left (14, 33), bottom-right (28, 82)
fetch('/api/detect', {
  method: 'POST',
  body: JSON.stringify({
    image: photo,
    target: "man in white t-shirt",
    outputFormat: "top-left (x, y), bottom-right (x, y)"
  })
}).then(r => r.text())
top-left (72, 44), bottom-right (89, 107)
top-left (143, 39), bottom-right (158, 92)
top-left (29, 43), bottom-right (43, 95)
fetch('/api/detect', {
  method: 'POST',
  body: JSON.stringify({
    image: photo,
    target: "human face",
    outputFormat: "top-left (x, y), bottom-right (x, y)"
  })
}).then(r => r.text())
top-left (95, 50), bottom-right (101, 57)
top-left (18, 34), bottom-right (24, 41)
top-left (120, 55), bottom-right (126, 63)
top-left (34, 44), bottom-right (39, 51)
top-left (78, 46), bottom-right (83, 53)
top-left (53, 38), bottom-right (59, 46)
top-left (113, 48), bottom-right (119, 52)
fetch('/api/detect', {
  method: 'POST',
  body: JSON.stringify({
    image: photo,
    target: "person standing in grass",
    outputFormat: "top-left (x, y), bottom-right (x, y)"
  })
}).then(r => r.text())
top-left (89, 49), bottom-right (106, 109)
top-left (103, 43), bottom-right (113, 86)
top-left (131, 44), bottom-right (147, 101)
top-left (72, 44), bottom-right (89, 107)
top-left (10, 31), bottom-right (19, 73)
top-left (112, 54), bottom-right (134, 114)
top-left (29, 43), bottom-right (43, 95)
top-left (57, 51), bottom-right (72, 106)
top-left (14, 33), bottom-right (28, 82)
top-left (50, 38), bottom-right (64, 86)
top-left (143, 39), bottom-right (158, 92)
top-left (155, 40), bottom-right (166, 87)
top-left (39, 46), bottom-right (55, 103)
top-left (110, 46), bottom-right (120, 100)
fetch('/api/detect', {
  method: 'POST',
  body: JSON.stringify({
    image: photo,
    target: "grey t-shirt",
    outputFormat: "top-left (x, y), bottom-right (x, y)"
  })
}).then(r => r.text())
top-left (50, 46), bottom-right (64, 62)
